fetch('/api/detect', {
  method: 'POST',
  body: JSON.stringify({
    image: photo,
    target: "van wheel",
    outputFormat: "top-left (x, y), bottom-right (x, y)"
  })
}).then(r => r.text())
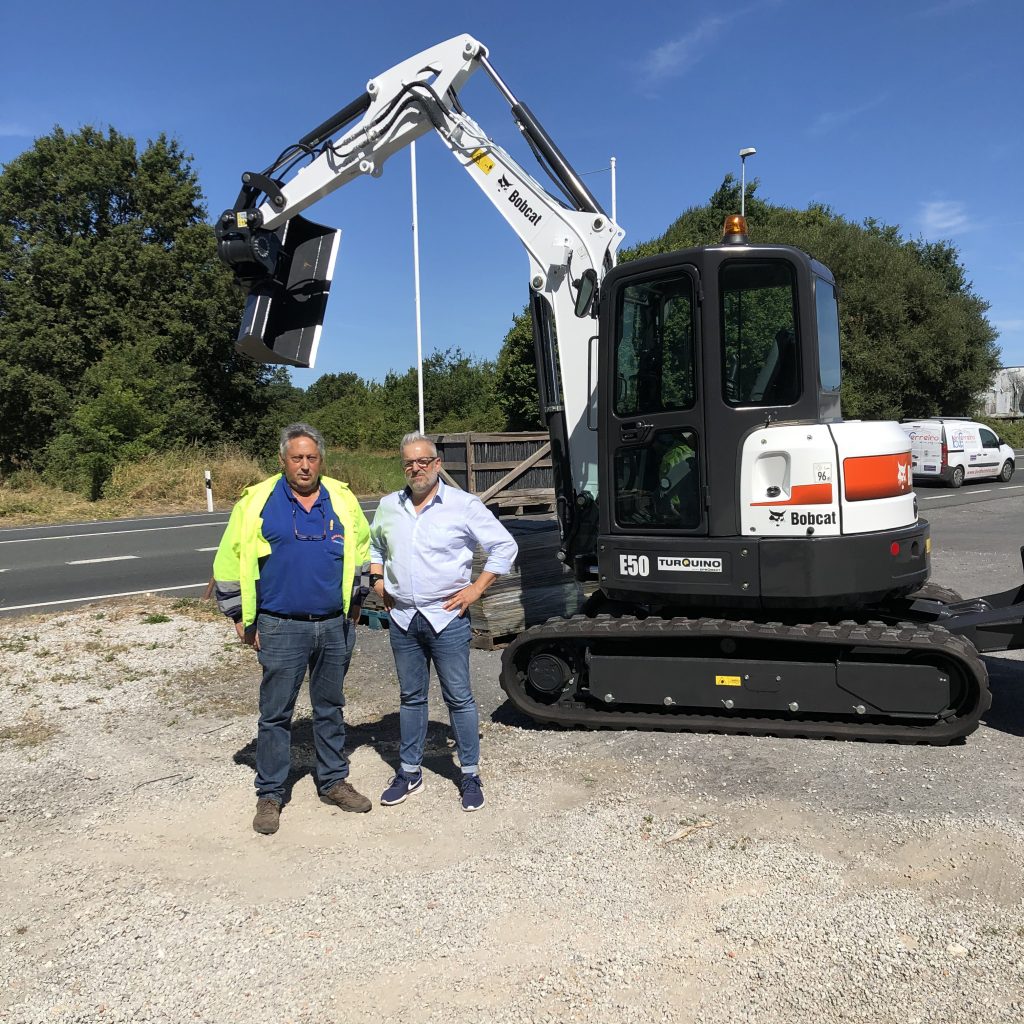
top-left (950, 466), bottom-right (964, 488)
top-left (999, 460), bottom-right (1014, 482)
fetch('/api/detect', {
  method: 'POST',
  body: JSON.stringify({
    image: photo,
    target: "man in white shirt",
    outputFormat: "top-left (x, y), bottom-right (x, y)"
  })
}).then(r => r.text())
top-left (369, 431), bottom-right (518, 811)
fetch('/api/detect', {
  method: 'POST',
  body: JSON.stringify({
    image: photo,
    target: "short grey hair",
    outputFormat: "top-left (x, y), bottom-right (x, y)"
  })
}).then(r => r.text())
top-left (399, 431), bottom-right (437, 458)
top-left (280, 423), bottom-right (326, 461)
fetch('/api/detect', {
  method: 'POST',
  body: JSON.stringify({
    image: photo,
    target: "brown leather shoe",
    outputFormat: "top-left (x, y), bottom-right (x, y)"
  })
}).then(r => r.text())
top-left (253, 797), bottom-right (281, 835)
top-left (321, 780), bottom-right (372, 813)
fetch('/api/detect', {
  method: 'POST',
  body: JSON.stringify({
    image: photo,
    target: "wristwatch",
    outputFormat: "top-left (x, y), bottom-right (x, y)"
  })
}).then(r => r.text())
top-left (368, 573), bottom-right (384, 587)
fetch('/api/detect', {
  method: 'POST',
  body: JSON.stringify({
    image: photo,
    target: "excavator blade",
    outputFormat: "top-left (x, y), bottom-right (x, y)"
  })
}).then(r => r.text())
top-left (235, 215), bottom-right (340, 368)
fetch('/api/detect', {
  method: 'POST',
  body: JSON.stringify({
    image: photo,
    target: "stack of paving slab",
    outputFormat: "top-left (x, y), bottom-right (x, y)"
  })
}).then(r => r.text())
top-left (469, 517), bottom-right (588, 642)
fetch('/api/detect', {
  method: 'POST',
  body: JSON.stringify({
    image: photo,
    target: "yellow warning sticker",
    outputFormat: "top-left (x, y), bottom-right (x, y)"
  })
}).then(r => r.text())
top-left (237, 211), bottom-right (248, 227)
top-left (715, 675), bottom-right (742, 687)
top-left (925, 536), bottom-right (931, 554)
top-left (470, 148), bottom-right (495, 174)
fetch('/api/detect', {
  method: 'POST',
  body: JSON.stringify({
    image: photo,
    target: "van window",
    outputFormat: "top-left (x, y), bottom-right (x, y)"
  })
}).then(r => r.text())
top-left (979, 427), bottom-right (999, 447)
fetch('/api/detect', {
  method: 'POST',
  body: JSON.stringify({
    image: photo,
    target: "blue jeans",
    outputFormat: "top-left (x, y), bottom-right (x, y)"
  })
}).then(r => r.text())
top-left (388, 612), bottom-right (479, 775)
top-left (254, 613), bottom-right (355, 802)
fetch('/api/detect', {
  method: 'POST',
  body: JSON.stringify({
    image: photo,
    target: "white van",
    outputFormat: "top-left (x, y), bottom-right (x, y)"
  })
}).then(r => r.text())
top-left (901, 418), bottom-right (1015, 487)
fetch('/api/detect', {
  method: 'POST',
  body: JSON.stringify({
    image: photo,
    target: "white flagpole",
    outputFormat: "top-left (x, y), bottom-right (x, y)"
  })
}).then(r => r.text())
top-left (411, 141), bottom-right (425, 435)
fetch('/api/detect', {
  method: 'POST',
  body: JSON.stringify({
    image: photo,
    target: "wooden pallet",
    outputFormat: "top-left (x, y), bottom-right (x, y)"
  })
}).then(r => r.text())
top-left (359, 608), bottom-right (391, 630)
top-left (470, 630), bottom-right (516, 651)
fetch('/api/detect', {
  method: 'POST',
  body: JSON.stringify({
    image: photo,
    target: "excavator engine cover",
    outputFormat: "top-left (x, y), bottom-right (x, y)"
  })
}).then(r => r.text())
top-left (232, 215), bottom-right (340, 368)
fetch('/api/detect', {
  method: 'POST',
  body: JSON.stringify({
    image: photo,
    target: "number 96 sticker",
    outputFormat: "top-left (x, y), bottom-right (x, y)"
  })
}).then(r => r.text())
top-left (813, 462), bottom-right (833, 483)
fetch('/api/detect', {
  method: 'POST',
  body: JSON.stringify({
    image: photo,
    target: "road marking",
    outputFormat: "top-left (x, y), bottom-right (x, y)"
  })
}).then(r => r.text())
top-left (970, 489), bottom-right (991, 494)
top-left (196, 546), bottom-right (220, 552)
top-left (0, 582), bottom-right (208, 613)
top-left (0, 512), bottom-right (230, 536)
top-left (1003, 485), bottom-right (1023, 489)
top-left (0, 522), bottom-right (226, 545)
top-left (66, 555), bottom-right (140, 565)
top-left (921, 496), bottom-right (945, 500)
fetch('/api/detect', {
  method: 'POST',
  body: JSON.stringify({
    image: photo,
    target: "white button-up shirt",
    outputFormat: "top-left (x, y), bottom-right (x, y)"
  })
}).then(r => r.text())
top-left (369, 480), bottom-right (518, 632)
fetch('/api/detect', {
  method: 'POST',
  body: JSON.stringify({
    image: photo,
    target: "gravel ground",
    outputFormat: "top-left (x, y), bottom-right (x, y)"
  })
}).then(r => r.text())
top-left (0, 592), bottom-right (1022, 1024)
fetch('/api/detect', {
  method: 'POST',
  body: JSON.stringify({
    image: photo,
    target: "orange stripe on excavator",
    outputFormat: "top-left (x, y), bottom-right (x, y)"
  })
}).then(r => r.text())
top-left (751, 483), bottom-right (834, 507)
top-left (843, 452), bottom-right (912, 501)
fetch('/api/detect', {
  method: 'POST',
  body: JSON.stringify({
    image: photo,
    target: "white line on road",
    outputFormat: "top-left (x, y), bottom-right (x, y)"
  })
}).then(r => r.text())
top-left (921, 496), bottom-right (946, 500)
top-left (1003, 485), bottom-right (1023, 489)
top-left (0, 522), bottom-right (226, 545)
top-left (0, 582), bottom-right (208, 613)
top-left (0, 512), bottom-right (230, 535)
top-left (66, 555), bottom-right (140, 565)
top-left (970, 489), bottom-right (991, 494)
top-left (195, 546), bottom-right (220, 552)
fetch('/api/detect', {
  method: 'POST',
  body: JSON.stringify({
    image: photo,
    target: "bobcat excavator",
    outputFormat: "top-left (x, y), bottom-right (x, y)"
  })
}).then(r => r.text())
top-left (215, 34), bottom-right (1024, 743)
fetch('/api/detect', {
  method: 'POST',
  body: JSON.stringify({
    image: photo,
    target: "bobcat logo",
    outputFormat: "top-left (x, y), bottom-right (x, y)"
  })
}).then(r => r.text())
top-left (768, 509), bottom-right (785, 522)
top-left (497, 175), bottom-right (512, 192)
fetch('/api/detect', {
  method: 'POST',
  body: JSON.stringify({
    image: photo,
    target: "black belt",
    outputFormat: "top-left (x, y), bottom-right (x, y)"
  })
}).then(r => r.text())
top-left (260, 610), bottom-right (343, 622)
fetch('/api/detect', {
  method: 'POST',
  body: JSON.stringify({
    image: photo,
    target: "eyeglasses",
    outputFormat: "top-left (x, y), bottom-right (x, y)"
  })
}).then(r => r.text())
top-left (292, 505), bottom-right (327, 541)
top-left (402, 456), bottom-right (438, 470)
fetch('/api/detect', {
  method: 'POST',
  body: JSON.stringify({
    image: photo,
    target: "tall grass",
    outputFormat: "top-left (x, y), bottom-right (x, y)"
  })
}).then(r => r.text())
top-left (0, 445), bottom-right (405, 526)
top-left (105, 446), bottom-right (267, 504)
top-left (326, 448), bottom-right (405, 495)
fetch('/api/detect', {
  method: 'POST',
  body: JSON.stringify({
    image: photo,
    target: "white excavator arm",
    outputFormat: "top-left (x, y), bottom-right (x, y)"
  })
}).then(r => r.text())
top-left (216, 34), bottom-right (623, 499)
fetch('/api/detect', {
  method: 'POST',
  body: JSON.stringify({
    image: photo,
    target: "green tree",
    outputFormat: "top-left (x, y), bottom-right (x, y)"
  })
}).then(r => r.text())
top-left (0, 125), bottom-right (271, 484)
top-left (497, 176), bottom-right (997, 423)
top-left (494, 309), bottom-right (542, 430)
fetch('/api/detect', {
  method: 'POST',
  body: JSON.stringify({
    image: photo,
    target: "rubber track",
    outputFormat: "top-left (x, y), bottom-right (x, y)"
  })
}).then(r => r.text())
top-left (499, 615), bottom-right (992, 745)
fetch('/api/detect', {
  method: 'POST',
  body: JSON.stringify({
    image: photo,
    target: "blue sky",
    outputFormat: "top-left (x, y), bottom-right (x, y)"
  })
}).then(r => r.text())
top-left (2, 0), bottom-right (1022, 390)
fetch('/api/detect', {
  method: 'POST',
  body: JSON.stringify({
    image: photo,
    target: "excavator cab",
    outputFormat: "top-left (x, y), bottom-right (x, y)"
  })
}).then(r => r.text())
top-left (593, 235), bottom-right (922, 610)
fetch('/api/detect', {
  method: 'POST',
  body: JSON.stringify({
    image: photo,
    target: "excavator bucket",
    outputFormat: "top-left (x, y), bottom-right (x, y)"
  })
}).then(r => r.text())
top-left (235, 215), bottom-right (340, 368)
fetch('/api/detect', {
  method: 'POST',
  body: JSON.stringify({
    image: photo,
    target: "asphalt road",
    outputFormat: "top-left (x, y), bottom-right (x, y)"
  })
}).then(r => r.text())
top-left (0, 473), bottom-right (1020, 616)
top-left (0, 500), bottom-right (380, 616)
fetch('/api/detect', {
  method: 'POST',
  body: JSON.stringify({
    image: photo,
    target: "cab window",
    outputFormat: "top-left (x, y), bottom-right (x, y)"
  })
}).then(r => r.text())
top-left (614, 274), bottom-right (696, 417)
top-left (979, 427), bottom-right (999, 448)
top-left (614, 428), bottom-right (701, 529)
top-left (815, 278), bottom-right (842, 393)
top-left (721, 261), bottom-right (799, 406)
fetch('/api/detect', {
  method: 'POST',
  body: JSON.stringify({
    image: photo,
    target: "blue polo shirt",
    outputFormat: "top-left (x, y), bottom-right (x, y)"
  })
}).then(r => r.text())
top-left (256, 477), bottom-right (345, 616)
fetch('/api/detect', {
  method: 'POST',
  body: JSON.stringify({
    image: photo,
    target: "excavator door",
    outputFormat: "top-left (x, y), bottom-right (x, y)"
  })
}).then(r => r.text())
top-left (602, 263), bottom-right (708, 537)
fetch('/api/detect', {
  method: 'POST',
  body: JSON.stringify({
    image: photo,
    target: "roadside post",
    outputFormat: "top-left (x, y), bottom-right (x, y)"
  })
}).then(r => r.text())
top-left (204, 470), bottom-right (213, 513)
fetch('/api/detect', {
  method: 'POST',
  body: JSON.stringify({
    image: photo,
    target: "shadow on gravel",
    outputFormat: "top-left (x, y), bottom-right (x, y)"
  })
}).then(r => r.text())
top-left (489, 699), bottom-right (560, 731)
top-left (232, 713), bottom-right (466, 803)
top-left (981, 655), bottom-right (1024, 737)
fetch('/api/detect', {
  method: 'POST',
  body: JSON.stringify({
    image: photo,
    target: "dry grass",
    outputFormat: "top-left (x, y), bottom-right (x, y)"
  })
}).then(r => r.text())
top-left (0, 445), bottom-right (406, 527)
top-left (0, 447), bottom-right (269, 526)
top-left (0, 711), bottom-right (59, 748)
top-left (105, 446), bottom-right (268, 504)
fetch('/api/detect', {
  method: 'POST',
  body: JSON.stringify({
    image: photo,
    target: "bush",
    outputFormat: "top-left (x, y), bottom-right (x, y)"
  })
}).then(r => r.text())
top-left (978, 417), bottom-right (1024, 448)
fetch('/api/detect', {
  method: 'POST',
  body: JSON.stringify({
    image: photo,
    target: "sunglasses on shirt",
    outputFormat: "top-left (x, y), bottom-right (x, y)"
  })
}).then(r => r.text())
top-left (292, 505), bottom-right (327, 542)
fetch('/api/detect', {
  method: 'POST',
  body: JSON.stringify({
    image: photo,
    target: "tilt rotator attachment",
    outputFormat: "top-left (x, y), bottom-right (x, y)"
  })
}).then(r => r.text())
top-left (908, 545), bottom-right (1024, 653)
top-left (215, 209), bottom-right (340, 368)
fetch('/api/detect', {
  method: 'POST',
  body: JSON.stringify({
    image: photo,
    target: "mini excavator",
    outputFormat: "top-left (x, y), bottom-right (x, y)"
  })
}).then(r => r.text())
top-left (215, 35), bottom-right (1024, 743)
